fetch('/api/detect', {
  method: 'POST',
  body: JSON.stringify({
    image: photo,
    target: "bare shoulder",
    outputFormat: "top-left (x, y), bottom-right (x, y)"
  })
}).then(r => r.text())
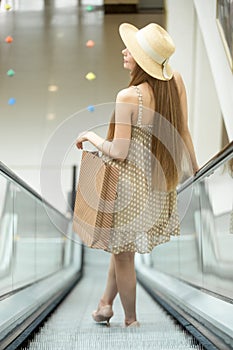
top-left (173, 71), bottom-right (186, 95)
top-left (173, 71), bottom-right (183, 84)
top-left (116, 87), bottom-right (137, 103)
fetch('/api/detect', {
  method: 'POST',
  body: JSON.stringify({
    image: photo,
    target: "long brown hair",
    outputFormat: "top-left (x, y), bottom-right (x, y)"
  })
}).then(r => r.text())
top-left (106, 64), bottom-right (184, 191)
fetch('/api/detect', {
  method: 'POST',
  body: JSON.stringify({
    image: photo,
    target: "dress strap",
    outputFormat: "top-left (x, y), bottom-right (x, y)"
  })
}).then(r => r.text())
top-left (134, 86), bottom-right (143, 126)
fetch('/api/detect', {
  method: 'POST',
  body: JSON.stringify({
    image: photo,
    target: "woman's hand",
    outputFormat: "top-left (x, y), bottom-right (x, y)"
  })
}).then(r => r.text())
top-left (76, 131), bottom-right (89, 149)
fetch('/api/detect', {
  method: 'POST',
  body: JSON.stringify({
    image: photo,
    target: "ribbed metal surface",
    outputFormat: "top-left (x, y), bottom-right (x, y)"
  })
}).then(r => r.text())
top-left (22, 249), bottom-right (203, 350)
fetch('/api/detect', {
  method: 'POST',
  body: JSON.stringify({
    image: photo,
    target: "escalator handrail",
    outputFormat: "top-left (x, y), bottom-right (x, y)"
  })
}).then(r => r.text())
top-left (0, 161), bottom-right (69, 221)
top-left (177, 140), bottom-right (233, 194)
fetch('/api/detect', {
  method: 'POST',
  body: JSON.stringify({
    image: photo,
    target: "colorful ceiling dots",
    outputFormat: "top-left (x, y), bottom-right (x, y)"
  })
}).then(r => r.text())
top-left (86, 40), bottom-right (95, 48)
top-left (86, 5), bottom-right (93, 12)
top-left (5, 4), bottom-right (12, 11)
top-left (7, 69), bottom-right (15, 77)
top-left (85, 72), bottom-right (96, 81)
top-left (8, 98), bottom-right (16, 105)
top-left (87, 105), bottom-right (95, 112)
top-left (5, 36), bottom-right (13, 43)
top-left (84, 9), bottom-right (97, 112)
top-left (4, 15), bottom-right (16, 105)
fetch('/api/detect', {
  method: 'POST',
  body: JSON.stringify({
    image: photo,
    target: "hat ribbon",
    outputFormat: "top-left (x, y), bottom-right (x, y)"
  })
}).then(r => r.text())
top-left (162, 59), bottom-right (170, 80)
top-left (136, 31), bottom-right (170, 79)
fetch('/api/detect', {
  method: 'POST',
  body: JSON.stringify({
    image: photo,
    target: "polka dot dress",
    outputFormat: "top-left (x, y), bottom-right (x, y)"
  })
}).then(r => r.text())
top-left (103, 86), bottom-right (180, 254)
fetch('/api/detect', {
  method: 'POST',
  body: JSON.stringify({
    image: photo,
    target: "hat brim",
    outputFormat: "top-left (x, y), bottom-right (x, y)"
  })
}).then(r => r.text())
top-left (119, 23), bottom-right (173, 81)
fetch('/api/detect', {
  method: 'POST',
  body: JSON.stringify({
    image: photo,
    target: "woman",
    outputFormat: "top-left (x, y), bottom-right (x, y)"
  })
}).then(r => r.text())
top-left (76, 23), bottom-right (199, 327)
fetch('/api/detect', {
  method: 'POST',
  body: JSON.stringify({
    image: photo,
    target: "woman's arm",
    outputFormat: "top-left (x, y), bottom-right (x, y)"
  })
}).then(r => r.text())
top-left (76, 89), bottom-right (133, 161)
top-left (174, 72), bottom-right (199, 173)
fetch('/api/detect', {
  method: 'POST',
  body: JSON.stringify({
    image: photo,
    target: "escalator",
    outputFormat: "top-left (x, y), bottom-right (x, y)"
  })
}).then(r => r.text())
top-left (20, 250), bottom-right (205, 350)
top-left (0, 162), bottom-right (83, 350)
top-left (0, 141), bottom-right (233, 350)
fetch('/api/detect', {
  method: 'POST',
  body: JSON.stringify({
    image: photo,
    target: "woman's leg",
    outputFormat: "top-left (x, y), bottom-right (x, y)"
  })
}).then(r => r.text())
top-left (99, 254), bottom-right (118, 307)
top-left (114, 252), bottom-right (137, 325)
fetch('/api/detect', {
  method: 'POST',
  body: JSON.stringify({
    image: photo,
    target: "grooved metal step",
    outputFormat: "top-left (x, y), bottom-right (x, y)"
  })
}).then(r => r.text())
top-left (21, 249), bottom-right (203, 350)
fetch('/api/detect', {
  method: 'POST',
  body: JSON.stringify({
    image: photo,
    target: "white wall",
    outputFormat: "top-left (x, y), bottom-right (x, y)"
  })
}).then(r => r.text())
top-left (165, 0), bottom-right (233, 167)
top-left (164, 0), bottom-right (195, 130)
top-left (192, 23), bottom-right (222, 166)
top-left (194, 0), bottom-right (233, 141)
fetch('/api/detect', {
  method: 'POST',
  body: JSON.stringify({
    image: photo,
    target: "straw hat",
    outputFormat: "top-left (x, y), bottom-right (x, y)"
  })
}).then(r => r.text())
top-left (119, 23), bottom-right (175, 81)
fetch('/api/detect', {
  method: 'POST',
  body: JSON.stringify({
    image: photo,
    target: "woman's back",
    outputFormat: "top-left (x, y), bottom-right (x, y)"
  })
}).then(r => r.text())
top-left (102, 84), bottom-right (180, 254)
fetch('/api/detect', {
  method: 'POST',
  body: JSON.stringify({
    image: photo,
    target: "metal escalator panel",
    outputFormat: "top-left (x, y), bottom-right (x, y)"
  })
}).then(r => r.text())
top-left (0, 161), bottom-right (82, 349)
top-left (179, 144), bottom-right (233, 300)
top-left (0, 161), bottom-right (75, 298)
top-left (137, 143), bottom-right (233, 296)
top-left (135, 141), bottom-right (233, 348)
